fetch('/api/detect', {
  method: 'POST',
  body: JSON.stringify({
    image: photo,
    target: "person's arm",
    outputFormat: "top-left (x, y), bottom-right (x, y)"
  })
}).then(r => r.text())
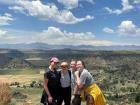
top-left (75, 71), bottom-right (84, 89)
top-left (73, 84), bottom-right (79, 95)
top-left (44, 75), bottom-right (53, 103)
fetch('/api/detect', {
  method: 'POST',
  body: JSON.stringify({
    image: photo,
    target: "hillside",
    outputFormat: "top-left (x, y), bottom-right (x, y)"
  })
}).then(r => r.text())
top-left (0, 43), bottom-right (140, 50)
top-left (0, 49), bottom-right (140, 104)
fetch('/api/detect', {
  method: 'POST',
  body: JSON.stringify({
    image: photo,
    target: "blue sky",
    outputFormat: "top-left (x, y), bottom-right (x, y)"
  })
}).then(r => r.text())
top-left (0, 0), bottom-right (140, 46)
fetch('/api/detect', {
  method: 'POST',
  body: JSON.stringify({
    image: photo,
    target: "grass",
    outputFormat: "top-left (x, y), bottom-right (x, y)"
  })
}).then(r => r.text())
top-left (10, 87), bottom-right (43, 105)
top-left (0, 68), bottom-right (44, 86)
top-left (0, 68), bottom-right (44, 105)
top-left (0, 68), bottom-right (41, 75)
top-left (0, 74), bottom-right (43, 85)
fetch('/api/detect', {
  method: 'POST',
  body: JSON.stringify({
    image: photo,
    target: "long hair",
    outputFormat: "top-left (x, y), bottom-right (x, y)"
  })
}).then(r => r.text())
top-left (77, 60), bottom-right (86, 68)
top-left (81, 60), bottom-right (86, 68)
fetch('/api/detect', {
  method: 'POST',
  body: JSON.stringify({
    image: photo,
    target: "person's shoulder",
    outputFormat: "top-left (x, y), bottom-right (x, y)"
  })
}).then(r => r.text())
top-left (57, 69), bottom-right (61, 72)
top-left (82, 69), bottom-right (89, 75)
top-left (44, 68), bottom-right (51, 74)
top-left (69, 68), bottom-right (72, 71)
top-left (68, 69), bottom-right (71, 75)
top-left (68, 69), bottom-right (71, 72)
top-left (83, 69), bottom-right (88, 73)
top-left (56, 69), bottom-right (61, 75)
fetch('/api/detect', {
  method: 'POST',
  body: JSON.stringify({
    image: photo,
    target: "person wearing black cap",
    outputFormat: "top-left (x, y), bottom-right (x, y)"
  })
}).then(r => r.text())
top-left (40, 57), bottom-right (61, 105)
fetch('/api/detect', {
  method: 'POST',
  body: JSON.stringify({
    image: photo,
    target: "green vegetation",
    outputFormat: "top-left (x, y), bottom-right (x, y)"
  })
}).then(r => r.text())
top-left (11, 87), bottom-right (43, 104)
top-left (135, 93), bottom-right (140, 103)
top-left (0, 68), bottom-right (40, 75)
top-left (0, 49), bottom-right (140, 105)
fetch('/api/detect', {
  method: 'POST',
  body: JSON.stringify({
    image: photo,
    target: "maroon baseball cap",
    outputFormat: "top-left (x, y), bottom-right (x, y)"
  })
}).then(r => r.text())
top-left (50, 57), bottom-right (59, 63)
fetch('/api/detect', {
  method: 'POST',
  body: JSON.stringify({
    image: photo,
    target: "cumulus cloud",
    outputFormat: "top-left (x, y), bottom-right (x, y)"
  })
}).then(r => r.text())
top-left (34, 26), bottom-right (96, 45)
top-left (117, 20), bottom-right (140, 36)
top-left (9, 6), bottom-right (25, 14)
top-left (9, 0), bottom-right (94, 24)
top-left (103, 20), bottom-right (140, 36)
top-left (58, 0), bottom-right (78, 9)
top-left (105, 0), bottom-right (133, 15)
top-left (0, 27), bottom-right (112, 45)
top-left (103, 27), bottom-right (114, 33)
top-left (57, 0), bottom-right (94, 9)
top-left (0, 13), bottom-right (14, 26)
top-left (32, 27), bottom-right (112, 45)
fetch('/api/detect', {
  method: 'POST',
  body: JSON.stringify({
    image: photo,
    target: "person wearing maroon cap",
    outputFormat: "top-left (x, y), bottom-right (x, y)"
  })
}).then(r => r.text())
top-left (40, 57), bottom-right (61, 105)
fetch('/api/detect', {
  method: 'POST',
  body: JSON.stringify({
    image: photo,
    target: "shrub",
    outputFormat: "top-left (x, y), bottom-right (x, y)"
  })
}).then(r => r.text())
top-left (12, 91), bottom-right (27, 99)
top-left (30, 80), bottom-right (43, 88)
top-left (135, 92), bottom-right (140, 103)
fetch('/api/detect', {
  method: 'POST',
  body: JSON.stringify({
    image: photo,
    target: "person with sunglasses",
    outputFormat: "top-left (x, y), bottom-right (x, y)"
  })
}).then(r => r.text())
top-left (40, 57), bottom-right (61, 105)
top-left (59, 62), bottom-right (71, 105)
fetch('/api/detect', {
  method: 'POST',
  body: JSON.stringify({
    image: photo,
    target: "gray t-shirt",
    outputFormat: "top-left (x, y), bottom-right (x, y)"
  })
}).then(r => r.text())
top-left (77, 69), bottom-right (95, 88)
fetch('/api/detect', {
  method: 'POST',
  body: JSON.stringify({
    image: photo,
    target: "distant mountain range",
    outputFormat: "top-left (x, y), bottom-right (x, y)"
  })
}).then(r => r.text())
top-left (0, 43), bottom-right (140, 50)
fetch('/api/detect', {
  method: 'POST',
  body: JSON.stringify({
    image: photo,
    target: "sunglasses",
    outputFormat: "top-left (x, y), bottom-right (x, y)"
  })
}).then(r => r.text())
top-left (61, 66), bottom-right (68, 68)
top-left (53, 62), bottom-right (59, 65)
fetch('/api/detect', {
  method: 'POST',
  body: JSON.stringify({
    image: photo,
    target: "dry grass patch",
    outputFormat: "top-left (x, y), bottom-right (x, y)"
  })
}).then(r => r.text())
top-left (0, 83), bottom-right (11, 105)
top-left (0, 74), bottom-right (43, 84)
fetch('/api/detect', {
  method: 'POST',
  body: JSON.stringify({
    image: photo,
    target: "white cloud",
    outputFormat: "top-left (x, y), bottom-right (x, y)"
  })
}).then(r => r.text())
top-left (0, 29), bottom-right (16, 42)
top-left (104, 20), bottom-right (140, 36)
top-left (57, 0), bottom-right (94, 9)
top-left (103, 27), bottom-right (114, 33)
top-left (0, 13), bottom-right (14, 26)
top-left (9, 6), bottom-right (25, 14)
top-left (0, 27), bottom-right (112, 45)
top-left (32, 27), bottom-right (113, 45)
top-left (117, 20), bottom-right (140, 36)
top-left (133, 0), bottom-right (140, 9)
top-left (58, 0), bottom-right (78, 9)
top-left (133, 0), bottom-right (140, 4)
top-left (105, 0), bottom-right (133, 15)
top-left (0, 30), bottom-right (7, 38)
top-left (9, 0), bottom-right (93, 24)
top-left (34, 26), bottom-right (96, 45)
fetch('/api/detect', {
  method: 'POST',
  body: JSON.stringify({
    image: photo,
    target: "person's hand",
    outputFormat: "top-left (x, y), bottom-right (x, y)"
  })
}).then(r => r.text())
top-left (75, 71), bottom-right (79, 77)
top-left (71, 95), bottom-right (75, 101)
top-left (71, 95), bottom-right (75, 104)
top-left (48, 96), bottom-right (53, 103)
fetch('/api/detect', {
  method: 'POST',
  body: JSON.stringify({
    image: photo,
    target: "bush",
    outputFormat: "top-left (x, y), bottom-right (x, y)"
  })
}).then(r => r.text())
top-left (12, 91), bottom-right (27, 99)
top-left (10, 82), bottom-right (20, 86)
top-left (0, 83), bottom-right (11, 105)
top-left (135, 93), bottom-right (140, 103)
top-left (30, 80), bottom-right (43, 88)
